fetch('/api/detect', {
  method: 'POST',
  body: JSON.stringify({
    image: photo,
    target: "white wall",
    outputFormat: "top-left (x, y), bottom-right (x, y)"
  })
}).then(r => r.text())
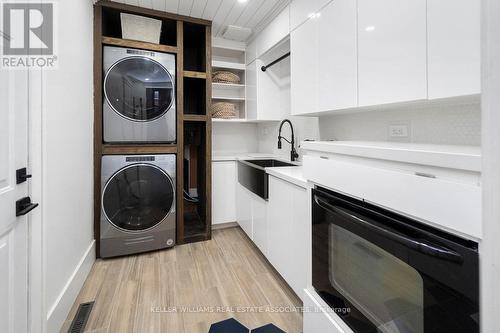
top-left (257, 117), bottom-right (320, 160)
top-left (318, 100), bottom-right (481, 146)
top-left (38, 1), bottom-right (95, 332)
top-left (212, 122), bottom-right (259, 155)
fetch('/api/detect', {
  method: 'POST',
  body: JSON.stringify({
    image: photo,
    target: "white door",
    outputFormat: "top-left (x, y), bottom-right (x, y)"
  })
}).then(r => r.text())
top-left (0, 64), bottom-right (32, 332)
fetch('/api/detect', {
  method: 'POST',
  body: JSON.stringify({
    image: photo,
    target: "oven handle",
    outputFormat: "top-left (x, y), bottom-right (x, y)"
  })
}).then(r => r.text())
top-left (314, 195), bottom-right (464, 263)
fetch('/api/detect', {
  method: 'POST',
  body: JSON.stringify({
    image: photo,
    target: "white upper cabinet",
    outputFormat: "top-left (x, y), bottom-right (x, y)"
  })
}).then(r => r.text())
top-left (357, 0), bottom-right (427, 106)
top-left (291, 16), bottom-right (318, 115)
top-left (246, 39), bottom-right (257, 65)
top-left (256, 6), bottom-right (290, 58)
top-left (427, 0), bottom-right (480, 99)
top-left (317, 0), bottom-right (357, 111)
top-left (290, 0), bottom-right (332, 32)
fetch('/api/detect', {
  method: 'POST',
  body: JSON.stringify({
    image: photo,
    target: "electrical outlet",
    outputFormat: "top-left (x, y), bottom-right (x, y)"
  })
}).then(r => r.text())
top-left (389, 124), bottom-right (409, 138)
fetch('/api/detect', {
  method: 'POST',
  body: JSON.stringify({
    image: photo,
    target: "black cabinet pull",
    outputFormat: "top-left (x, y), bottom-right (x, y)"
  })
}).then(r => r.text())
top-left (16, 197), bottom-right (39, 216)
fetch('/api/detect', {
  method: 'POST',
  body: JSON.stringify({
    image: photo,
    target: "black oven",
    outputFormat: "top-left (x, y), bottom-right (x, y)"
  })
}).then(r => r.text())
top-left (312, 187), bottom-right (479, 333)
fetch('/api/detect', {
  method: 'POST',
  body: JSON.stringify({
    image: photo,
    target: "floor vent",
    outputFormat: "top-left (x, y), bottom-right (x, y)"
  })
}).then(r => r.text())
top-left (68, 301), bottom-right (94, 333)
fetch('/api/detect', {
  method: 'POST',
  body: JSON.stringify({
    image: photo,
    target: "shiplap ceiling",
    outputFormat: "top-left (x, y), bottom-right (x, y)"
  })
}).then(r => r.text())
top-left (112, 0), bottom-right (289, 41)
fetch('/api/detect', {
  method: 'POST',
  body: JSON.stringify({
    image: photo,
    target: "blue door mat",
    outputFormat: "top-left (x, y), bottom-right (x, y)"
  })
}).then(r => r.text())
top-left (209, 318), bottom-right (286, 333)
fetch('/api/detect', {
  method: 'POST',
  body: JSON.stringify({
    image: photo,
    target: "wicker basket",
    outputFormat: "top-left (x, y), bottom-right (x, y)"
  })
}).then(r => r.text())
top-left (212, 71), bottom-right (241, 84)
top-left (211, 102), bottom-right (237, 119)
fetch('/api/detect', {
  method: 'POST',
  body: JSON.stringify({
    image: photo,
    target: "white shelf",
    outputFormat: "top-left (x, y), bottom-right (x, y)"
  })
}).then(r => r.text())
top-left (212, 118), bottom-right (280, 123)
top-left (212, 83), bottom-right (245, 90)
top-left (212, 96), bottom-right (245, 101)
top-left (212, 60), bottom-right (246, 71)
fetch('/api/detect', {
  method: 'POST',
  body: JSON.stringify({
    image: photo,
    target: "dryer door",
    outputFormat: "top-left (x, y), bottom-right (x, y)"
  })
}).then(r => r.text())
top-left (104, 56), bottom-right (174, 122)
top-left (102, 164), bottom-right (175, 232)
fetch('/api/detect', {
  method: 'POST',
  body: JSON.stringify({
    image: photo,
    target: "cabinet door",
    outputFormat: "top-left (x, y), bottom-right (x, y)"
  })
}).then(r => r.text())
top-left (267, 176), bottom-right (309, 300)
top-left (358, 0), bottom-right (427, 106)
top-left (289, 185), bottom-right (308, 299)
top-left (318, 0), bottom-right (358, 111)
top-left (252, 195), bottom-right (268, 255)
top-left (290, 0), bottom-right (331, 31)
top-left (212, 161), bottom-right (236, 225)
top-left (257, 6), bottom-right (290, 57)
top-left (291, 16), bottom-right (318, 115)
top-left (427, 0), bottom-right (480, 99)
top-left (267, 176), bottom-right (293, 277)
top-left (236, 183), bottom-right (253, 239)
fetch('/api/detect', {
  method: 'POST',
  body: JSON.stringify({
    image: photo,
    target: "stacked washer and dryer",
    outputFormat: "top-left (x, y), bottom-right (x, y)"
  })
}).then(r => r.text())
top-left (100, 46), bottom-right (177, 258)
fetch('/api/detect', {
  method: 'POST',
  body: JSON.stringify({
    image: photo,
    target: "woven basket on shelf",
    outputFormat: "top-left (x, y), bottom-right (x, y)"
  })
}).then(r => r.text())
top-left (211, 102), bottom-right (237, 119)
top-left (212, 71), bottom-right (241, 84)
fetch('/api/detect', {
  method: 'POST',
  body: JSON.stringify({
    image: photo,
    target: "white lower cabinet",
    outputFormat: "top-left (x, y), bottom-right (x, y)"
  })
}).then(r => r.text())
top-left (236, 176), bottom-right (309, 301)
top-left (267, 176), bottom-right (308, 300)
top-left (303, 289), bottom-right (351, 333)
top-left (236, 183), bottom-right (253, 239)
top-left (252, 194), bottom-right (268, 255)
top-left (236, 182), bottom-right (268, 255)
top-left (212, 161), bottom-right (237, 225)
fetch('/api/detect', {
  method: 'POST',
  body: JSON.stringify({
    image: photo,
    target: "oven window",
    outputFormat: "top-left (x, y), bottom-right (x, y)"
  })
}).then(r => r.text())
top-left (330, 224), bottom-right (424, 333)
top-left (312, 188), bottom-right (479, 333)
top-left (104, 57), bottom-right (174, 121)
top-left (102, 164), bottom-right (174, 231)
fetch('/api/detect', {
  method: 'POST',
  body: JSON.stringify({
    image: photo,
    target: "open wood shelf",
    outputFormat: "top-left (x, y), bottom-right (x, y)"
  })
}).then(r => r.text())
top-left (101, 36), bottom-right (178, 53)
top-left (184, 71), bottom-right (207, 79)
top-left (102, 144), bottom-right (177, 155)
top-left (184, 114), bottom-right (207, 122)
top-left (94, 1), bottom-right (212, 256)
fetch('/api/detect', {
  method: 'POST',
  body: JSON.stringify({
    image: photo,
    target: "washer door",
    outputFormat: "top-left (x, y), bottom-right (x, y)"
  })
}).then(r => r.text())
top-left (102, 164), bottom-right (174, 232)
top-left (104, 56), bottom-right (174, 122)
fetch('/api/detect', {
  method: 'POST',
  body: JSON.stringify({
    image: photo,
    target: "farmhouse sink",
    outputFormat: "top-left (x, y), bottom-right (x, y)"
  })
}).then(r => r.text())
top-left (238, 159), bottom-right (298, 200)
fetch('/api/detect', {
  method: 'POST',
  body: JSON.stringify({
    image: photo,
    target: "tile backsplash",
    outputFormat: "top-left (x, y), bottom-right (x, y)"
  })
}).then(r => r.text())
top-left (319, 100), bottom-right (481, 146)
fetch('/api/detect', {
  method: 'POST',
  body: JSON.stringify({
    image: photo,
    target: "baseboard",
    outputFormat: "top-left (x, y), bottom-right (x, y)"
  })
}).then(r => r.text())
top-left (212, 221), bottom-right (238, 230)
top-left (46, 240), bottom-right (95, 333)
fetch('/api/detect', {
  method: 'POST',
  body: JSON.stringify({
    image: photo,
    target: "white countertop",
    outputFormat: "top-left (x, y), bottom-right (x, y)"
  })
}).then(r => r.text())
top-left (301, 141), bottom-right (481, 172)
top-left (212, 152), bottom-right (277, 161)
top-left (266, 166), bottom-right (308, 188)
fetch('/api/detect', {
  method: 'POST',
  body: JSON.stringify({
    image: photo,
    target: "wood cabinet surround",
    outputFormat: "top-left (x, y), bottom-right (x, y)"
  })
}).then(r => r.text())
top-left (94, 1), bottom-right (212, 257)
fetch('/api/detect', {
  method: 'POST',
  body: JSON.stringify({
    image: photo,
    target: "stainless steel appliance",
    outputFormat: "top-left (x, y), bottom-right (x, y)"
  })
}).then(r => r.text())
top-left (103, 46), bottom-right (176, 143)
top-left (312, 186), bottom-right (479, 333)
top-left (100, 154), bottom-right (176, 258)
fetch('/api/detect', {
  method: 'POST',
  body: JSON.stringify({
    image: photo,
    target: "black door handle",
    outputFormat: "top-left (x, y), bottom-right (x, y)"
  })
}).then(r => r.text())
top-left (16, 168), bottom-right (32, 184)
top-left (16, 197), bottom-right (39, 216)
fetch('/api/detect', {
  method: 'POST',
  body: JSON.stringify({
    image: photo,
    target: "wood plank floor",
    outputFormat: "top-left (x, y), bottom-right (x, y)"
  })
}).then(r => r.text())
top-left (60, 227), bottom-right (303, 333)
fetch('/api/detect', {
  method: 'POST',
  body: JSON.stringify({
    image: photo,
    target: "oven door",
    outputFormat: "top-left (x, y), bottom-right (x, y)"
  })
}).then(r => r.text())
top-left (312, 187), bottom-right (479, 333)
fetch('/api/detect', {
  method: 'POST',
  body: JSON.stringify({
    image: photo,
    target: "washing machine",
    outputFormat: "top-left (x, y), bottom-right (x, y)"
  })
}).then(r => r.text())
top-left (100, 154), bottom-right (176, 258)
top-left (103, 46), bottom-right (176, 143)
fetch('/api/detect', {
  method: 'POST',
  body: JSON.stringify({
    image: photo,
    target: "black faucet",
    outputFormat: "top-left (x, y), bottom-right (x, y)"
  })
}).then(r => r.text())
top-left (278, 119), bottom-right (299, 162)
